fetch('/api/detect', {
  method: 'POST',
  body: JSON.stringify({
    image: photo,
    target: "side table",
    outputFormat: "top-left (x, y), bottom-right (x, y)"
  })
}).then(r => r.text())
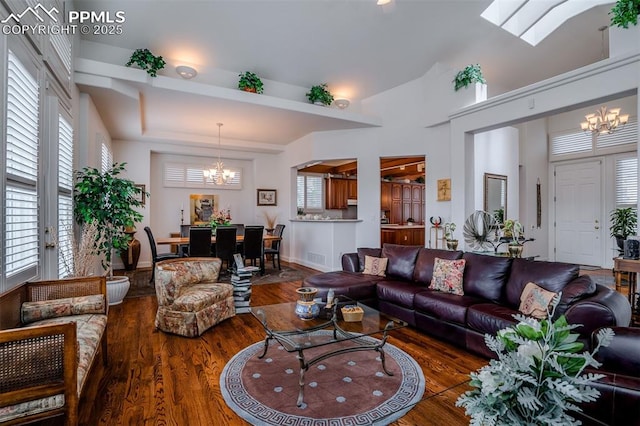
top-left (613, 257), bottom-right (639, 314)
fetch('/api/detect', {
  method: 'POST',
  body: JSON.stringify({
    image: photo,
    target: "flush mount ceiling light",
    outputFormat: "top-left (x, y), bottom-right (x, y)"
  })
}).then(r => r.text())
top-left (176, 65), bottom-right (197, 79)
top-left (580, 106), bottom-right (629, 135)
top-left (203, 123), bottom-right (235, 185)
top-left (334, 98), bottom-right (350, 109)
top-left (481, 0), bottom-right (611, 46)
top-left (377, 0), bottom-right (391, 5)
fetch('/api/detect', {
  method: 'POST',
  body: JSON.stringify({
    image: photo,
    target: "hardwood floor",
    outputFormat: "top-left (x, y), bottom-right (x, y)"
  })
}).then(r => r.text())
top-left (72, 281), bottom-right (486, 425)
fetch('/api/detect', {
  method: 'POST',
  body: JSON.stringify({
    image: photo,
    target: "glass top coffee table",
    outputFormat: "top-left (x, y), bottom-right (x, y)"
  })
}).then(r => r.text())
top-left (250, 299), bottom-right (407, 407)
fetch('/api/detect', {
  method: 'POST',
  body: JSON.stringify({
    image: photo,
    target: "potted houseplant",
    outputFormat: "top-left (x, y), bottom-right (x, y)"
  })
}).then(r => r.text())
top-left (238, 71), bottom-right (264, 94)
top-left (209, 209), bottom-right (232, 233)
top-left (610, 0), bottom-right (640, 28)
top-left (74, 162), bottom-right (147, 304)
top-left (444, 222), bottom-right (458, 250)
top-left (503, 219), bottom-right (524, 257)
top-left (125, 48), bottom-right (166, 77)
top-left (457, 297), bottom-right (613, 425)
top-left (306, 83), bottom-right (334, 106)
top-left (453, 64), bottom-right (486, 91)
top-left (610, 207), bottom-right (637, 254)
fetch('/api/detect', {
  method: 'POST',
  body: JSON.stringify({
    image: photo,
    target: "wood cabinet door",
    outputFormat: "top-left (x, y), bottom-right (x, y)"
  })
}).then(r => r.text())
top-left (402, 185), bottom-right (412, 201)
top-left (347, 179), bottom-right (357, 199)
top-left (391, 184), bottom-right (402, 200)
top-left (411, 228), bottom-right (425, 246)
top-left (412, 202), bottom-right (423, 225)
top-left (381, 182), bottom-right (391, 210)
top-left (325, 178), bottom-right (348, 209)
top-left (390, 200), bottom-right (402, 224)
top-left (381, 230), bottom-right (395, 245)
top-left (403, 201), bottom-right (412, 223)
top-left (412, 185), bottom-right (422, 202)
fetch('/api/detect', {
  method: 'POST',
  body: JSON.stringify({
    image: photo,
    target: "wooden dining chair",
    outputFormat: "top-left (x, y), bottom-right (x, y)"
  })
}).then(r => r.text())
top-left (243, 226), bottom-right (265, 273)
top-left (144, 227), bottom-right (181, 283)
top-left (189, 227), bottom-right (213, 257)
top-left (264, 224), bottom-right (285, 270)
top-left (215, 226), bottom-right (237, 273)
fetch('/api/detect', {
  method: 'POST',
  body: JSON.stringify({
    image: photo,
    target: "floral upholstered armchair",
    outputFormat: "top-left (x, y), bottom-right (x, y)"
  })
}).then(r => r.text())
top-left (154, 257), bottom-right (235, 337)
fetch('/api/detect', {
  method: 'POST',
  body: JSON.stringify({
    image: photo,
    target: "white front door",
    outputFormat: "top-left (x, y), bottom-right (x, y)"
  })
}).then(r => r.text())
top-left (554, 160), bottom-right (603, 266)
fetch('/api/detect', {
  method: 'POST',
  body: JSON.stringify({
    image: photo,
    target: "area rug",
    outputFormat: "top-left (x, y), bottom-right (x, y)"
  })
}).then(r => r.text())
top-left (220, 331), bottom-right (425, 425)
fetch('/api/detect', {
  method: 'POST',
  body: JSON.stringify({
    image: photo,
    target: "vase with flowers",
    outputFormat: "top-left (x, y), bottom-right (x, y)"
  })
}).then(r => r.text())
top-left (209, 209), bottom-right (231, 233)
top-left (456, 296), bottom-right (614, 425)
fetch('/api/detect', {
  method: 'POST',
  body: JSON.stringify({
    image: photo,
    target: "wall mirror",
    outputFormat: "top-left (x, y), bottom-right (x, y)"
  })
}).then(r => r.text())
top-left (484, 173), bottom-right (507, 223)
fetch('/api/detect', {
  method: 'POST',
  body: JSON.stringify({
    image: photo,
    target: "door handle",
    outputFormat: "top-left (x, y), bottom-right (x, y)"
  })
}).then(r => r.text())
top-left (594, 226), bottom-right (600, 230)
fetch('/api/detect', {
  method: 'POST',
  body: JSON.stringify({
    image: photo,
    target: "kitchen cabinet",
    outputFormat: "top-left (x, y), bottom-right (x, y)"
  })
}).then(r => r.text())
top-left (381, 182), bottom-right (391, 210)
top-left (325, 178), bottom-right (349, 209)
top-left (347, 179), bottom-right (357, 200)
top-left (379, 226), bottom-right (425, 246)
top-left (381, 182), bottom-right (424, 225)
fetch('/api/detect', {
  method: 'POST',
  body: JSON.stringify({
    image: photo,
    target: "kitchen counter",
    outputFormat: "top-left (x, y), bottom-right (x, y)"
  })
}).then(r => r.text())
top-left (289, 219), bottom-right (360, 272)
top-left (380, 224), bottom-right (425, 230)
top-left (290, 219), bottom-right (362, 223)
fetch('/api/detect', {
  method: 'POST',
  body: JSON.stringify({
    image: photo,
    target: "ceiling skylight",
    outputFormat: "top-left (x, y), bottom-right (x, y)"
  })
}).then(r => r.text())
top-left (481, 0), bottom-right (611, 46)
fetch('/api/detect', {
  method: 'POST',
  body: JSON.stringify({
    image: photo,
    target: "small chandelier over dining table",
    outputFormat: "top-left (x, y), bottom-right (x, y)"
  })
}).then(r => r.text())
top-left (203, 122), bottom-right (235, 185)
top-left (580, 106), bottom-right (629, 135)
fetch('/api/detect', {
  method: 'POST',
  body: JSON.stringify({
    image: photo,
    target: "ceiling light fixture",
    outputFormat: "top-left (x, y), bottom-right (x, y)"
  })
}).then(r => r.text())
top-left (376, 0), bottom-right (391, 5)
top-left (176, 65), bottom-right (197, 79)
top-left (580, 106), bottom-right (629, 135)
top-left (334, 98), bottom-right (350, 109)
top-left (203, 123), bottom-right (235, 185)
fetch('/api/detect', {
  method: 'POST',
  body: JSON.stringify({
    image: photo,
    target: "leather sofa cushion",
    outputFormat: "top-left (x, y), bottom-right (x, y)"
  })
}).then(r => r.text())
top-left (556, 275), bottom-right (595, 315)
top-left (414, 290), bottom-right (483, 325)
top-left (382, 244), bottom-right (421, 281)
top-left (357, 248), bottom-right (382, 272)
top-left (461, 253), bottom-right (512, 303)
top-left (377, 280), bottom-right (424, 309)
top-left (466, 303), bottom-right (518, 336)
top-left (593, 327), bottom-right (640, 377)
top-left (413, 248), bottom-right (463, 285)
top-left (505, 258), bottom-right (579, 308)
top-left (304, 271), bottom-right (381, 301)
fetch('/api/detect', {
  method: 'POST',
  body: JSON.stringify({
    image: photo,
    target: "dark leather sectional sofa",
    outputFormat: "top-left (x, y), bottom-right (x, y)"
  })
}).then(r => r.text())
top-left (304, 243), bottom-right (636, 424)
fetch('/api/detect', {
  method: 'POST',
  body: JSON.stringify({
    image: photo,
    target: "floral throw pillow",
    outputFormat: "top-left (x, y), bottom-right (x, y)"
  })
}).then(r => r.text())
top-left (363, 255), bottom-right (388, 276)
top-left (429, 258), bottom-right (466, 295)
top-left (519, 282), bottom-right (558, 319)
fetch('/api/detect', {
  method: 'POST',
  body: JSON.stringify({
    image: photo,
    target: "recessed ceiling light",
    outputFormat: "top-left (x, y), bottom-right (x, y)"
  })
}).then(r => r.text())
top-left (176, 65), bottom-right (197, 79)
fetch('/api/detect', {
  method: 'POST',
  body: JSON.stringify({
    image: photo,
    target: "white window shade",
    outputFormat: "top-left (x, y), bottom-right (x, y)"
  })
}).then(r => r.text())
top-left (58, 115), bottom-right (73, 191)
top-left (6, 186), bottom-right (39, 277)
top-left (615, 157), bottom-right (638, 207)
top-left (57, 194), bottom-right (73, 277)
top-left (164, 162), bottom-right (242, 189)
top-left (597, 118), bottom-right (638, 149)
top-left (58, 114), bottom-right (73, 277)
top-left (550, 131), bottom-right (592, 156)
top-left (297, 174), bottom-right (323, 211)
top-left (100, 138), bottom-right (112, 173)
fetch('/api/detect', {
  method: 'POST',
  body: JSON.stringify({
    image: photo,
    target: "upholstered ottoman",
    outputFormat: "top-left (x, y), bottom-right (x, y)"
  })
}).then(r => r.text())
top-left (303, 271), bottom-right (382, 307)
top-left (155, 258), bottom-right (235, 337)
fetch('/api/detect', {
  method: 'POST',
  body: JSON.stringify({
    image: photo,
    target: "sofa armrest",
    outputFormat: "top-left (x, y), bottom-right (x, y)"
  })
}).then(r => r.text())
top-left (591, 326), bottom-right (640, 376)
top-left (25, 276), bottom-right (107, 314)
top-left (563, 284), bottom-right (632, 339)
top-left (0, 323), bottom-right (78, 424)
top-left (341, 253), bottom-right (359, 272)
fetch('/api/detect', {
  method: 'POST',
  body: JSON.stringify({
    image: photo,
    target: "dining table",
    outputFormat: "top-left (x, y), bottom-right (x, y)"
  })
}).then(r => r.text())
top-left (155, 234), bottom-right (281, 274)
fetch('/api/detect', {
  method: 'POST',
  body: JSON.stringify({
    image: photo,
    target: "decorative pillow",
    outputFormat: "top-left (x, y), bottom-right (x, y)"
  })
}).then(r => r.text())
top-left (21, 294), bottom-right (105, 325)
top-left (363, 256), bottom-right (388, 277)
top-left (429, 258), bottom-right (466, 295)
top-left (519, 282), bottom-right (558, 319)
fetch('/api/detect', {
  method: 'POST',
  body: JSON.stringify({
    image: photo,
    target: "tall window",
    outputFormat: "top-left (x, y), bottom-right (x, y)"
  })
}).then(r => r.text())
top-left (58, 114), bottom-right (74, 277)
top-left (4, 49), bottom-right (40, 289)
top-left (615, 156), bottom-right (638, 208)
top-left (101, 138), bottom-right (113, 173)
top-left (297, 174), bottom-right (323, 212)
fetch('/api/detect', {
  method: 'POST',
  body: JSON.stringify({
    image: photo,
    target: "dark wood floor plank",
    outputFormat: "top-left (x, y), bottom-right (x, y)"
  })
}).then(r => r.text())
top-left (70, 278), bottom-right (486, 426)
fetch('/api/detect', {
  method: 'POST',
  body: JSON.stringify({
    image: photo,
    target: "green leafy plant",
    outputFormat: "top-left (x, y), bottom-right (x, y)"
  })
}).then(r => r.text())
top-left (306, 83), bottom-right (334, 105)
top-left (456, 297), bottom-right (613, 425)
top-left (503, 219), bottom-right (524, 244)
top-left (610, 0), bottom-right (640, 28)
top-left (125, 48), bottom-right (166, 77)
top-left (444, 222), bottom-right (457, 241)
top-left (453, 64), bottom-right (486, 91)
top-left (73, 163), bottom-right (147, 277)
top-left (610, 207), bottom-right (638, 238)
top-left (238, 71), bottom-right (264, 94)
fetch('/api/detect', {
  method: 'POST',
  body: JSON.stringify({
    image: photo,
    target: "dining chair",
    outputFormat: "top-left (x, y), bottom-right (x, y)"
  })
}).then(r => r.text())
top-left (264, 224), bottom-right (285, 270)
top-left (189, 227), bottom-right (213, 257)
top-left (178, 224), bottom-right (191, 255)
top-left (215, 226), bottom-right (238, 273)
top-left (144, 226), bottom-right (181, 283)
top-left (243, 226), bottom-right (265, 273)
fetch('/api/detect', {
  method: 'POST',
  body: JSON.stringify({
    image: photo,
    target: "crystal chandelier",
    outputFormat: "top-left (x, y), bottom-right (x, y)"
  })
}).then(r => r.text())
top-left (203, 123), bottom-right (235, 185)
top-left (580, 106), bottom-right (629, 135)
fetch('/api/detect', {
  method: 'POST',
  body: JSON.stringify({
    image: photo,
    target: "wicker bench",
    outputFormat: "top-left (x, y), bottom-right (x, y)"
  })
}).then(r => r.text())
top-left (0, 276), bottom-right (108, 425)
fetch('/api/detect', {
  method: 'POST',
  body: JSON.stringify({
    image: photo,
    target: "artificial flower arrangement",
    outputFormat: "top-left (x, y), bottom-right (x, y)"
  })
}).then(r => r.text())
top-left (209, 209), bottom-right (232, 228)
top-left (456, 296), bottom-right (614, 425)
top-left (502, 218), bottom-right (524, 244)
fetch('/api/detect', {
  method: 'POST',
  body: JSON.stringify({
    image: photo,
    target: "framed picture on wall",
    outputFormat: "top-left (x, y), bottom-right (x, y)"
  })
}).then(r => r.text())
top-left (257, 189), bottom-right (277, 206)
top-left (190, 194), bottom-right (220, 225)
top-left (134, 184), bottom-right (146, 205)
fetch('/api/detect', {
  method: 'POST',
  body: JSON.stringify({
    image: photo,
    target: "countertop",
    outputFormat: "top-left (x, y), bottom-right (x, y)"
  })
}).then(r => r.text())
top-left (380, 224), bottom-right (425, 230)
top-left (290, 219), bottom-right (362, 223)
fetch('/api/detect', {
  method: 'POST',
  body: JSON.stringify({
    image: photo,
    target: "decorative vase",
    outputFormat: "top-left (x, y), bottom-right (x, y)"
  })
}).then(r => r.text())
top-left (508, 244), bottom-right (523, 258)
top-left (295, 287), bottom-right (320, 320)
top-left (446, 239), bottom-right (459, 250)
top-left (107, 275), bottom-right (130, 305)
top-left (119, 228), bottom-right (141, 271)
top-left (243, 87), bottom-right (257, 93)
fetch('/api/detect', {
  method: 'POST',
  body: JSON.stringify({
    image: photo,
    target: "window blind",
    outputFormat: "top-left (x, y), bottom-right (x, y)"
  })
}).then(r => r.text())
top-left (597, 118), bottom-right (638, 149)
top-left (550, 131), bottom-right (592, 156)
top-left (5, 49), bottom-right (39, 280)
top-left (58, 114), bottom-right (73, 277)
top-left (615, 157), bottom-right (638, 207)
top-left (296, 174), bottom-right (323, 211)
top-left (164, 162), bottom-right (242, 189)
top-left (100, 139), bottom-right (112, 173)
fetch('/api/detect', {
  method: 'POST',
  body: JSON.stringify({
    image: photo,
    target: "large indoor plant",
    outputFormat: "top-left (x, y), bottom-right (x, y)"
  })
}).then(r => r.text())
top-left (610, 0), bottom-right (640, 28)
top-left (73, 162), bottom-right (146, 280)
top-left (125, 48), bottom-right (166, 77)
top-left (456, 297), bottom-right (614, 424)
top-left (453, 64), bottom-right (486, 91)
top-left (238, 71), bottom-right (264, 93)
top-left (306, 83), bottom-right (334, 106)
top-left (610, 207), bottom-right (637, 253)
